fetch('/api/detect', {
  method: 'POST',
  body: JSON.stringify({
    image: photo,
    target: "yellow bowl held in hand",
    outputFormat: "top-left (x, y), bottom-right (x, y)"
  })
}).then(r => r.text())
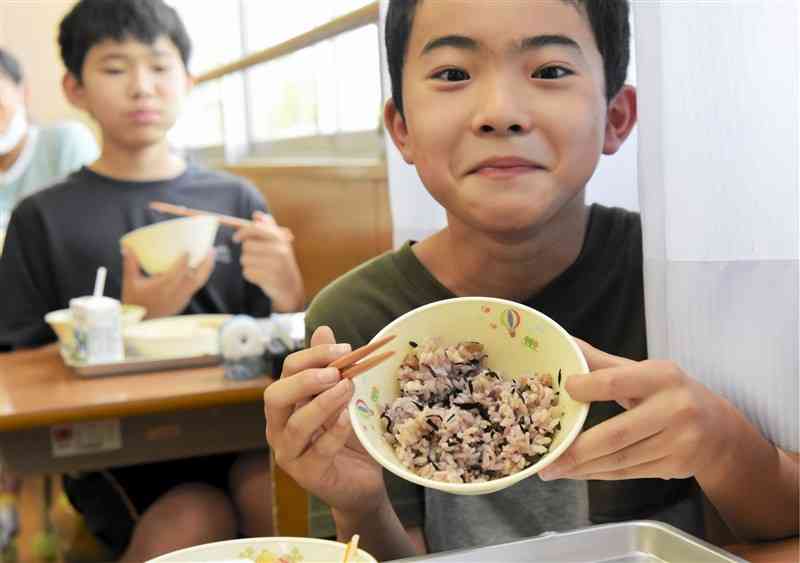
top-left (119, 215), bottom-right (219, 275)
top-left (347, 296), bottom-right (590, 496)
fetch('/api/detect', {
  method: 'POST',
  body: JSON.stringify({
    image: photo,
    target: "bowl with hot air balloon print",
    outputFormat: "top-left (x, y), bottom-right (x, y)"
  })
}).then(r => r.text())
top-left (348, 297), bottom-right (590, 495)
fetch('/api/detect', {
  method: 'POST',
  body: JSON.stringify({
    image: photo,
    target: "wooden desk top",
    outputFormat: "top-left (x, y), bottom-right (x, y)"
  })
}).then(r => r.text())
top-left (0, 345), bottom-right (272, 432)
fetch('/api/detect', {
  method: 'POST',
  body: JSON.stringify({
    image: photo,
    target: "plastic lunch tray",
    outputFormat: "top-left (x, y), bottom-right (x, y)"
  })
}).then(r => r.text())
top-left (61, 350), bottom-right (221, 377)
top-left (389, 521), bottom-right (745, 563)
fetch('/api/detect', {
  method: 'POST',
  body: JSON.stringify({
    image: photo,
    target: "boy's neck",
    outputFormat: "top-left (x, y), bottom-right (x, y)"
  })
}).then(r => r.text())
top-left (0, 132), bottom-right (28, 173)
top-left (90, 138), bottom-right (186, 182)
top-left (413, 198), bottom-right (590, 302)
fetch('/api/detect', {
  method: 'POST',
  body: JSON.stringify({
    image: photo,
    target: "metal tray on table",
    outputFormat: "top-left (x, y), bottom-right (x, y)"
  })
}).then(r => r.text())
top-left (61, 348), bottom-right (221, 377)
top-left (391, 521), bottom-right (745, 563)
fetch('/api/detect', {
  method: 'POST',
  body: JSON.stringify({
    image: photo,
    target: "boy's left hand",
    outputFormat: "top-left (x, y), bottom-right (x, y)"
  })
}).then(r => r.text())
top-left (539, 339), bottom-right (734, 482)
top-left (234, 211), bottom-right (305, 312)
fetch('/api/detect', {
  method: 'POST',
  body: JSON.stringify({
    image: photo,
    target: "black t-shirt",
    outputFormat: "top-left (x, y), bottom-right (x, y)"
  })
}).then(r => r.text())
top-left (0, 164), bottom-right (272, 349)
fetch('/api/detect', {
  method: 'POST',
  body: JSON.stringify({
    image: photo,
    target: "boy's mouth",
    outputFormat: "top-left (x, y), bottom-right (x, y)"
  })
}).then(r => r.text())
top-left (128, 110), bottom-right (161, 124)
top-left (470, 156), bottom-right (544, 178)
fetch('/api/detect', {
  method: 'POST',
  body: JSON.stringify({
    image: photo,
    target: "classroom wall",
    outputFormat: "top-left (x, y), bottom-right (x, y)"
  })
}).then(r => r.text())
top-left (0, 0), bottom-right (94, 131)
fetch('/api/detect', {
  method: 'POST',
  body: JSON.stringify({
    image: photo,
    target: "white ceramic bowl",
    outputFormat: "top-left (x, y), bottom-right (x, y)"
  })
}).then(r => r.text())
top-left (348, 296), bottom-right (590, 496)
top-left (123, 314), bottom-right (232, 358)
top-left (147, 536), bottom-right (376, 563)
top-left (120, 216), bottom-right (219, 275)
top-left (45, 304), bottom-right (146, 356)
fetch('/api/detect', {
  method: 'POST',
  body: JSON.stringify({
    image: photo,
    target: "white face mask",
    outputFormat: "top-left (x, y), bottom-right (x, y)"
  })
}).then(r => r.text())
top-left (0, 107), bottom-right (27, 155)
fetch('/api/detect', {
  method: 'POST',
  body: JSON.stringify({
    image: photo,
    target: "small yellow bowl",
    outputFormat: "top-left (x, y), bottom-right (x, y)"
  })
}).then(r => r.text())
top-left (348, 296), bottom-right (589, 496)
top-left (147, 536), bottom-right (376, 563)
top-left (45, 304), bottom-right (146, 354)
top-left (120, 216), bottom-right (219, 275)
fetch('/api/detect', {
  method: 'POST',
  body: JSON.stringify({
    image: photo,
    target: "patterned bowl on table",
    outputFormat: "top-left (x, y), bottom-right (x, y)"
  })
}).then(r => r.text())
top-left (146, 536), bottom-right (377, 563)
top-left (348, 296), bottom-right (590, 496)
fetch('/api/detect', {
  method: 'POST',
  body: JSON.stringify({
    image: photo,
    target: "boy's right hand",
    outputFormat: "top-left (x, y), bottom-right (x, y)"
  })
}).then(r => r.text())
top-left (121, 248), bottom-right (215, 319)
top-left (264, 326), bottom-right (389, 518)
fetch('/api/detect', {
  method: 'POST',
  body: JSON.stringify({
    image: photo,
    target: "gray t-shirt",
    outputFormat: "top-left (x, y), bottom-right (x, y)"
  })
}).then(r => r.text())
top-left (305, 205), bottom-right (704, 553)
top-left (0, 164), bottom-right (271, 349)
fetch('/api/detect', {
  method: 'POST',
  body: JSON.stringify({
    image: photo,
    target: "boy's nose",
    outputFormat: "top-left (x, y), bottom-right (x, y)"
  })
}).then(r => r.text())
top-left (473, 81), bottom-right (532, 136)
top-left (128, 68), bottom-right (155, 97)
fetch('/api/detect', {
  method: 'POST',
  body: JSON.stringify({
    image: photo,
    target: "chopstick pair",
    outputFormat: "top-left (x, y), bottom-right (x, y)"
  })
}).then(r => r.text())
top-left (330, 335), bottom-right (396, 380)
top-left (149, 201), bottom-right (295, 241)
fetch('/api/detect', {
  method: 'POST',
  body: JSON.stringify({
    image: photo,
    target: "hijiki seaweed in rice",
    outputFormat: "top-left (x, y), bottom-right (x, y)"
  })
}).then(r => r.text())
top-left (380, 339), bottom-right (562, 483)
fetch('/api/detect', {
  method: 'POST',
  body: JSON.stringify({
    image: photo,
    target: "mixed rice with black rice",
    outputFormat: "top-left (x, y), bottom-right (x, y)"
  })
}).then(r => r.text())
top-left (381, 339), bottom-right (561, 483)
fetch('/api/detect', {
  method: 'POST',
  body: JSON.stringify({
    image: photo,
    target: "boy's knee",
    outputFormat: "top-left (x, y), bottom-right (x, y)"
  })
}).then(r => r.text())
top-left (151, 483), bottom-right (237, 541)
top-left (228, 452), bottom-right (274, 536)
top-left (229, 451), bottom-right (271, 495)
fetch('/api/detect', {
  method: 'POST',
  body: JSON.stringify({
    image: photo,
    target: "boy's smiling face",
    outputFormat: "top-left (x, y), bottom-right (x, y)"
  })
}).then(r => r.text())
top-left (64, 36), bottom-right (190, 150)
top-left (386, 0), bottom-right (634, 238)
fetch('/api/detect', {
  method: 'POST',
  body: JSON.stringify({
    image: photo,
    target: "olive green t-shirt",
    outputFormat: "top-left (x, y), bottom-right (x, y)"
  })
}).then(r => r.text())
top-left (305, 204), bottom-right (704, 552)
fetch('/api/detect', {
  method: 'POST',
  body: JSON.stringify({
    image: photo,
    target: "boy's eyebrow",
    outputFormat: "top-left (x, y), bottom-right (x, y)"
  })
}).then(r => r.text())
top-left (420, 35), bottom-right (479, 56)
top-left (97, 48), bottom-right (174, 63)
top-left (517, 34), bottom-right (583, 55)
top-left (420, 34), bottom-right (583, 58)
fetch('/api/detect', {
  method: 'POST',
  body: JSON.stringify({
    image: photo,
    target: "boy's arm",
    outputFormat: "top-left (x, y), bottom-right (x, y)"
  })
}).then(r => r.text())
top-left (235, 184), bottom-right (304, 314)
top-left (333, 502), bottom-right (423, 561)
top-left (540, 340), bottom-right (798, 541)
top-left (694, 411), bottom-right (798, 541)
top-left (0, 204), bottom-right (59, 349)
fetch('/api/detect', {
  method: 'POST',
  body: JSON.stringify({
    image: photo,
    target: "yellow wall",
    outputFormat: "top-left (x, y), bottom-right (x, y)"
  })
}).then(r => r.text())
top-left (0, 0), bottom-right (94, 131)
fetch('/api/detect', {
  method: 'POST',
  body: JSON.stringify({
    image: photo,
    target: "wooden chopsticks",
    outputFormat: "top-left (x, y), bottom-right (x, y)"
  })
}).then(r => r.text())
top-left (330, 335), bottom-right (396, 380)
top-left (149, 201), bottom-right (251, 229)
top-left (149, 201), bottom-right (295, 242)
top-left (342, 534), bottom-right (360, 563)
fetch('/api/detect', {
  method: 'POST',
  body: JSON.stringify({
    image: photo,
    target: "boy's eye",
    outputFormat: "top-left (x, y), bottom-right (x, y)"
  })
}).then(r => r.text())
top-left (153, 65), bottom-right (170, 73)
top-left (432, 68), bottom-right (471, 82)
top-left (102, 69), bottom-right (125, 75)
top-left (532, 65), bottom-right (573, 80)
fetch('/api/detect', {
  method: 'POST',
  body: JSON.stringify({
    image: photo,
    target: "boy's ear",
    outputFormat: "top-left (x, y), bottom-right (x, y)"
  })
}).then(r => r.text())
top-left (62, 72), bottom-right (89, 112)
top-left (602, 85), bottom-right (637, 155)
top-left (384, 98), bottom-right (415, 165)
top-left (185, 72), bottom-right (195, 94)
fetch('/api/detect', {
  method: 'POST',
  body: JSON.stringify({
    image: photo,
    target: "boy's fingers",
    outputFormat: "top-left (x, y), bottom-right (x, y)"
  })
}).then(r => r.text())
top-left (164, 253), bottom-right (191, 280)
top-left (574, 338), bottom-right (636, 371)
top-left (310, 325), bottom-right (336, 347)
top-left (281, 340), bottom-right (352, 380)
top-left (264, 370), bottom-right (347, 455)
top-left (253, 210), bottom-right (278, 226)
top-left (279, 379), bottom-right (353, 460)
top-left (121, 247), bottom-right (142, 282)
top-left (565, 364), bottom-right (668, 403)
top-left (190, 250), bottom-right (216, 288)
top-left (541, 396), bottom-right (670, 479)
top-left (306, 408), bottom-right (352, 463)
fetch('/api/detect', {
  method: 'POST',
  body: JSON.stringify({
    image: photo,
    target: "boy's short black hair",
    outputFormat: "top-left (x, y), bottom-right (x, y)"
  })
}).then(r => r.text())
top-left (386, 0), bottom-right (630, 119)
top-left (0, 48), bottom-right (23, 85)
top-left (58, 0), bottom-right (192, 80)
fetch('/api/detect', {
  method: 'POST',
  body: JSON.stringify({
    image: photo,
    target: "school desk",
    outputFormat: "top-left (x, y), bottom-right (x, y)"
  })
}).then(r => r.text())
top-left (0, 344), bottom-right (270, 475)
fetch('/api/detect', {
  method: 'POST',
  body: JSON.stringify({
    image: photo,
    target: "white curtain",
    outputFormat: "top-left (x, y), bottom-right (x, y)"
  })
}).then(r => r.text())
top-left (634, 0), bottom-right (799, 451)
top-left (378, 0), bottom-right (639, 248)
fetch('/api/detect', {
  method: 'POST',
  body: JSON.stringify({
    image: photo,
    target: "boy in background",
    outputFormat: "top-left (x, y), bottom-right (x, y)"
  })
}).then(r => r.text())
top-left (0, 47), bottom-right (98, 247)
top-left (0, 0), bottom-right (304, 560)
top-left (264, 0), bottom-right (798, 560)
